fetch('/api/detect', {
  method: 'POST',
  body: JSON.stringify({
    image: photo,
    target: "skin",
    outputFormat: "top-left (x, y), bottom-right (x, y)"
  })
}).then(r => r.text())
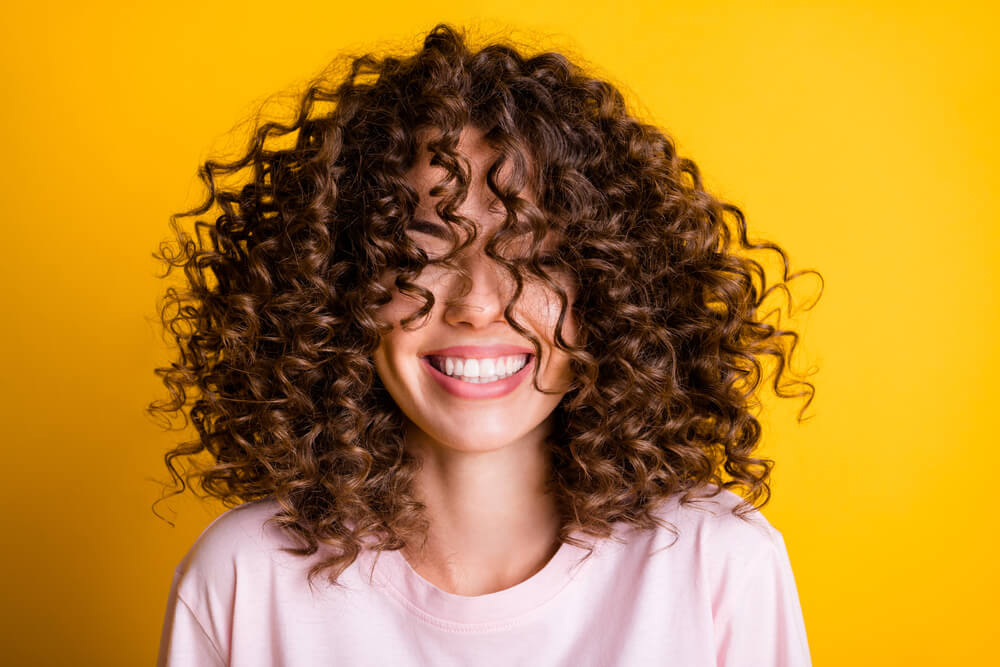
top-left (373, 125), bottom-right (578, 596)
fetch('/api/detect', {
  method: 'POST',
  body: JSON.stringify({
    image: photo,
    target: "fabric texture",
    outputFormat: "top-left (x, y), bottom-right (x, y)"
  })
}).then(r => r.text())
top-left (156, 487), bottom-right (812, 666)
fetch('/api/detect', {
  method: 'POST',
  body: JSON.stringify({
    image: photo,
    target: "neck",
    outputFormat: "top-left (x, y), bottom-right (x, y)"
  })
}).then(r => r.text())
top-left (401, 420), bottom-right (562, 596)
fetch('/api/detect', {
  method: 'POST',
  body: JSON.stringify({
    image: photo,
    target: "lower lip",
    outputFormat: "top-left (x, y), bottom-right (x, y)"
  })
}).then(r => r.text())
top-left (421, 356), bottom-right (534, 399)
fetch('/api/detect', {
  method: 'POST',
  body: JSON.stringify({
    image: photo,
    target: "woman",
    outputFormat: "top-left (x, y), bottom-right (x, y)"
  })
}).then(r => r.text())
top-left (153, 22), bottom-right (820, 666)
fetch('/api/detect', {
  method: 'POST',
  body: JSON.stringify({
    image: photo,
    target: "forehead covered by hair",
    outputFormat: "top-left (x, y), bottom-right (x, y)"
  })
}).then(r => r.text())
top-left (404, 124), bottom-right (566, 259)
top-left (406, 125), bottom-right (539, 211)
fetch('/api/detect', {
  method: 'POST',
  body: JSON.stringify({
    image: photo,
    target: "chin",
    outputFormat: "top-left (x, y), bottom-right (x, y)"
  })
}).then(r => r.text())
top-left (409, 423), bottom-right (536, 455)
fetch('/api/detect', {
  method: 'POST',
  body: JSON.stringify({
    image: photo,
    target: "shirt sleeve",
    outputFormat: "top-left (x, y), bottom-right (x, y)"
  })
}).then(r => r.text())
top-left (713, 528), bottom-right (812, 667)
top-left (156, 569), bottom-right (227, 667)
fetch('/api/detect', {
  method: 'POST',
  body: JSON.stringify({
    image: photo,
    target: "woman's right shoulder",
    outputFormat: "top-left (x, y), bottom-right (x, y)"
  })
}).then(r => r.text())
top-left (169, 497), bottom-right (369, 613)
top-left (173, 497), bottom-right (286, 580)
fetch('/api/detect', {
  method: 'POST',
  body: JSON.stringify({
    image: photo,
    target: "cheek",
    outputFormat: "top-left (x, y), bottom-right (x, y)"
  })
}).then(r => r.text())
top-left (374, 270), bottom-right (424, 327)
top-left (373, 270), bottom-right (444, 357)
top-left (526, 282), bottom-right (577, 342)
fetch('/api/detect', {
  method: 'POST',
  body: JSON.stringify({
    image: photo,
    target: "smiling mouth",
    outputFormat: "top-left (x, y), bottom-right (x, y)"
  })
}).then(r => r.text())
top-left (425, 353), bottom-right (533, 384)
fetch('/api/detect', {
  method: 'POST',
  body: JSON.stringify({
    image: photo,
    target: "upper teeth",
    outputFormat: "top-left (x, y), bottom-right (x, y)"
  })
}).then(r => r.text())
top-left (431, 355), bottom-right (529, 383)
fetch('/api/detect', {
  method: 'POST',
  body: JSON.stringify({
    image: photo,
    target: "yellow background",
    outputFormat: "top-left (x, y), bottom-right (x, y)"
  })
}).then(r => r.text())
top-left (1, 1), bottom-right (996, 665)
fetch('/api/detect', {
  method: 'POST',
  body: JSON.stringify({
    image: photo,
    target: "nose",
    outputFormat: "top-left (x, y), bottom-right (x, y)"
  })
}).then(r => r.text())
top-left (442, 248), bottom-right (512, 329)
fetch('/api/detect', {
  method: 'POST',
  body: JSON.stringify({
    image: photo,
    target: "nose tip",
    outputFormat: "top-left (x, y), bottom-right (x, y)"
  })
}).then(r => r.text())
top-left (442, 252), bottom-right (512, 328)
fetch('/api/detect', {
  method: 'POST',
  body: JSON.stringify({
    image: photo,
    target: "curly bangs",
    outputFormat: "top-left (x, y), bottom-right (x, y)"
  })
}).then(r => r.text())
top-left (149, 22), bottom-right (823, 588)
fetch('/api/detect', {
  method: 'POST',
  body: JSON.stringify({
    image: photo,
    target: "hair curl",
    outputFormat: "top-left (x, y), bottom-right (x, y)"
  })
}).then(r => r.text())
top-left (149, 23), bottom-right (823, 589)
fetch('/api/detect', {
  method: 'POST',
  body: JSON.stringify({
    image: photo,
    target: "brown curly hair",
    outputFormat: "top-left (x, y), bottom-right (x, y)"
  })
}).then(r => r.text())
top-left (149, 22), bottom-right (823, 589)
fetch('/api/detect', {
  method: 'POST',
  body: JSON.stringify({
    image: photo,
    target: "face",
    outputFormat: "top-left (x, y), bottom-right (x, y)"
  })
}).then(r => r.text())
top-left (373, 126), bottom-right (577, 457)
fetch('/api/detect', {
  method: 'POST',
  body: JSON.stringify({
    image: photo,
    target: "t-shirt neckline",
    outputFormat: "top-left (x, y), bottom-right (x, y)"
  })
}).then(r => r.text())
top-left (369, 536), bottom-right (595, 627)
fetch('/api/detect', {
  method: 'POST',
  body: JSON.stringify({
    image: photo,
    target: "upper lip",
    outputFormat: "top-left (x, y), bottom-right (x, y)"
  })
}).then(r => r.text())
top-left (422, 344), bottom-right (535, 358)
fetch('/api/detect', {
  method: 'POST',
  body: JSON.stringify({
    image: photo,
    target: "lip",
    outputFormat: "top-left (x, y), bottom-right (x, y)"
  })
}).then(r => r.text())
top-left (422, 344), bottom-right (535, 358)
top-left (421, 354), bottom-right (534, 399)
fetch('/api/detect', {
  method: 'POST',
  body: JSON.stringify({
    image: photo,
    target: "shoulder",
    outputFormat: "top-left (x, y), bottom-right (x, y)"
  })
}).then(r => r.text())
top-left (180, 498), bottom-right (283, 561)
top-left (172, 498), bottom-right (293, 596)
top-left (648, 485), bottom-right (787, 567)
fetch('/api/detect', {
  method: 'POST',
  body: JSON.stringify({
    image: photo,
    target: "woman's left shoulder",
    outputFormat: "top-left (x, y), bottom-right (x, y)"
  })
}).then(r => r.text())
top-left (653, 484), bottom-right (788, 565)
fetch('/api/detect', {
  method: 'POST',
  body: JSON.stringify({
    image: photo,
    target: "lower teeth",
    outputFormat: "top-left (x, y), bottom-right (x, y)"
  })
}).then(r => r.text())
top-left (458, 375), bottom-right (501, 384)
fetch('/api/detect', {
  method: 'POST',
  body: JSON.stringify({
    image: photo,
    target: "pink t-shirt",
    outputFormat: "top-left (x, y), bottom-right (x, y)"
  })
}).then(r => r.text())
top-left (157, 487), bottom-right (811, 666)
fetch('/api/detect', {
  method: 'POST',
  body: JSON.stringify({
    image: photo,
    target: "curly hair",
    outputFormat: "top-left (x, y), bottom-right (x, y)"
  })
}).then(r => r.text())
top-left (149, 22), bottom-right (823, 589)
